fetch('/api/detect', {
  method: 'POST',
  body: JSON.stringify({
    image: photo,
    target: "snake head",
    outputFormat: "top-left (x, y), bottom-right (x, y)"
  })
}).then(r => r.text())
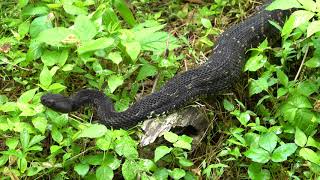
top-left (41, 93), bottom-right (73, 113)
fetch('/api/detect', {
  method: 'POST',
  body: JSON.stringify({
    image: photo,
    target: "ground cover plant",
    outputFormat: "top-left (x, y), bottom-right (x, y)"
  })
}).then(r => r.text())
top-left (0, 0), bottom-right (319, 179)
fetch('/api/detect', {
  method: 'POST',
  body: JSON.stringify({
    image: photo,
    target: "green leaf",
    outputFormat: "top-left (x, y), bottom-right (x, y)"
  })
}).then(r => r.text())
top-left (18, 21), bottom-right (30, 38)
top-left (154, 168), bottom-right (169, 180)
top-left (249, 77), bottom-right (269, 96)
top-left (244, 147), bottom-right (270, 163)
top-left (282, 10), bottom-right (314, 36)
top-left (299, 148), bottom-right (320, 165)
top-left (154, 146), bottom-right (172, 162)
top-left (223, 99), bottom-right (235, 111)
top-left (78, 37), bottom-right (114, 54)
top-left (163, 132), bottom-right (178, 143)
top-left (305, 56), bottom-right (320, 68)
top-left (104, 154), bottom-right (121, 170)
top-left (18, 0), bottom-right (29, 8)
top-left (81, 154), bottom-right (104, 166)
top-left (276, 69), bottom-right (288, 87)
top-left (169, 168), bottom-right (186, 179)
top-left (77, 124), bottom-right (107, 139)
top-left (108, 75), bottom-right (124, 93)
top-left (74, 163), bottom-right (89, 177)
top-left (124, 41), bottom-right (141, 61)
top-left (297, 80), bottom-right (319, 96)
top-left (18, 157), bottom-right (28, 173)
top-left (113, 0), bottom-right (136, 27)
top-left (271, 143), bottom-right (297, 162)
top-left (173, 140), bottom-right (192, 150)
top-left (266, 0), bottom-right (302, 10)
top-left (36, 27), bottom-right (77, 47)
top-left (295, 127), bottom-right (307, 147)
top-left (248, 163), bottom-right (270, 180)
top-left (20, 129), bottom-right (30, 152)
top-left (29, 15), bottom-right (53, 38)
top-left (41, 49), bottom-right (68, 67)
top-left (51, 126), bottom-right (63, 143)
top-left (178, 157), bottom-right (193, 167)
top-left (298, 0), bottom-right (317, 11)
top-left (74, 15), bottom-right (97, 41)
top-left (96, 136), bottom-right (112, 151)
top-left (201, 18), bottom-right (212, 29)
top-left (6, 138), bottom-right (19, 150)
top-left (115, 139), bottom-right (138, 159)
top-left (96, 165), bottom-right (113, 180)
top-left (63, 4), bottom-right (88, 15)
top-left (107, 51), bottom-right (122, 65)
top-left (39, 66), bottom-right (52, 88)
top-left (136, 64), bottom-right (158, 81)
top-left (122, 159), bottom-right (137, 180)
top-left (306, 136), bottom-right (320, 150)
top-left (307, 20), bottom-right (320, 37)
top-left (22, 5), bottom-right (49, 16)
top-left (259, 132), bottom-right (278, 153)
top-left (244, 54), bottom-right (267, 72)
top-left (18, 88), bottom-right (38, 103)
top-left (29, 135), bottom-right (45, 148)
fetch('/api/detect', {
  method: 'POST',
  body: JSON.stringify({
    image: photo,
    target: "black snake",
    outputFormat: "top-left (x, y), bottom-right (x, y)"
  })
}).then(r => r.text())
top-left (41, 1), bottom-right (290, 129)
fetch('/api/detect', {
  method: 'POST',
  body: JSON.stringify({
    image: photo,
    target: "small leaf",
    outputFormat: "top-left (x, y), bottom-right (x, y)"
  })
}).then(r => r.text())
top-left (124, 41), bottom-right (140, 61)
top-left (169, 168), bottom-right (186, 179)
top-left (29, 15), bottom-right (53, 38)
top-left (244, 54), bottom-right (267, 72)
top-left (305, 56), bottom-right (320, 68)
top-left (78, 124), bottom-right (107, 139)
top-left (259, 132), bottom-right (278, 153)
top-left (6, 138), bottom-right (19, 150)
top-left (18, 88), bottom-right (38, 103)
top-left (36, 27), bottom-right (77, 47)
top-left (244, 147), bottom-right (270, 163)
top-left (299, 148), bottom-right (320, 165)
top-left (154, 146), bottom-right (172, 162)
top-left (51, 126), bottom-right (63, 143)
top-left (96, 165), bottom-right (113, 180)
top-left (136, 64), bottom-right (158, 81)
top-left (163, 132), bottom-right (178, 143)
top-left (20, 129), bottom-right (30, 152)
top-left (271, 143), bottom-right (297, 162)
top-left (18, 21), bottom-right (30, 38)
top-left (249, 77), bottom-right (269, 96)
top-left (74, 15), bottom-right (97, 41)
top-left (39, 66), bottom-right (52, 88)
top-left (266, 0), bottom-right (302, 10)
top-left (201, 18), bottom-right (212, 29)
top-left (295, 127), bottom-right (307, 147)
top-left (276, 69), bottom-right (288, 87)
top-left (113, 0), bottom-right (136, 27)
top-left (248, 163), bottom-right (270, 180)
top-left (223, 99), bottom-right (235, 111)
top-left (78, 37), bottom-right (114, 54)
top-left (74, 163), bottom-right (89, 177)
top-left (108, 75), bottom-right (124, 93)
top-left (307, 20), bottom-right (320, 37)
top-left (108, 52), bottom-right (123, 65)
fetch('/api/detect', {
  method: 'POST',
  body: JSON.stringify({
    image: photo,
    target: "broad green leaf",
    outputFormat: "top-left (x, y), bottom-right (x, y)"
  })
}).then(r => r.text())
top-left (163, 132), bottom-right (179, 143)
top-left (178, 158), bottom-right (193, 167)
top-left (136, 64), bottom-right (158, 81)
top-left (295, 127), bottom-right (307, 147)
top-left (51, 126), bottom-right (63, 143)
top-left (108, 75), bottom-right (124, 93)
top-left (36, 27), bottom-right (77, 47)
top-left (74, 15), bottom-right (97, 41)
top-left (77, 124), bottom-right (107, 139)
top-left (104, 154), bottom-right (121, 170)
top-left (96, 136), bottom-right (112, 151)
top-left (276, 69), bottom-right (288, 87)
top-left (154, 146), bottom-right (172, 162)
top-left (29, 135), bottom-right (45, 148)
top-left (6, 138), bottom-right (19, 150)
top-left (299, 148), bottom-right (320, 165)
top-left (113, 0), bottom-right (136, 27)
top-left (122, 159), bottom-right (137, 180)
top-left (74, 163), bottom-right (89, 177)
top-left (18, 21), bottom-right (30, 38)
top-left (115, 139), bottom-right (138, 159)
top-left (306, 136), bottom-right (320, 150)
top-left (248, 163), bottom-right (270, 180)
top-left (96, 165), bottom-right (113, 180)
top-left (124, 41), bottom-right (141, 61)
top-left (170, 168), bottom-right (186, 179)
top-left (78, 37), bottom-right (114, 54)
top-left (307, 20), bottom-right (320, 37)
top-left (266, 0), bottom-right (302, 10)
top-left (297, 80), bottom-right (319, 96)
top-left (18, 157), bottom-right (28, 173)
top-left (22, 5), bottom-right (49, 16)
top-left (81, 154), bottom-right (104, 166)
top-left (63, 4), bottom-right (88, 15)
top-left (271, 143), bottom-right (297, 162)
top-left (201, 18), bottom-right (212, 29)
top-left (18, 88), bottom-right (38, 103)
top-left (244, 147), bottom-right (270, 163)
top-left (108, 52), bottom-right (123, 65)
top-left (20, 129), bottom-right (30, 152)
top-left (103, 7), bottom-right (121, 27)
top-left (249, 77), bottom-right (269, 96)
top-left (305, 56), bottom-right (320, 68)
top-left (173, 140), bottom-right (192, 150)
top-left (298, 0), bottom-right (317, 11)
top-left (259, 132), bottom-right (278, 153)
top-left (39, 66), bottom-right (52, 88)
top-left (154, 168), bottom-right (169, 179)
top-left (29, 15), bottom-right (53, 38)
top-left (244, 54), bottom-right (267, 72)
top-left (223, 99), bottom-right (235, 111)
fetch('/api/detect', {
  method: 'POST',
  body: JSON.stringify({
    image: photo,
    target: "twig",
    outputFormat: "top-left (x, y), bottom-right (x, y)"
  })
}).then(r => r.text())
top-left (294, 46), bottom-right (309, 81)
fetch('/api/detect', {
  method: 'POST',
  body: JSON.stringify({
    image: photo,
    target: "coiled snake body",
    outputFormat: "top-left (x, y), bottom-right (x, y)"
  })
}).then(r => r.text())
top-left (41, 2), bottom-right (290, 129)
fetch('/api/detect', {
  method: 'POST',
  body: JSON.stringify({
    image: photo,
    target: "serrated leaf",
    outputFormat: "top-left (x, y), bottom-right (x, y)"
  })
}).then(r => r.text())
top-left (136, 64), bottom-right (158, 81)
top-left (271, 143), bottom-right (297, 162)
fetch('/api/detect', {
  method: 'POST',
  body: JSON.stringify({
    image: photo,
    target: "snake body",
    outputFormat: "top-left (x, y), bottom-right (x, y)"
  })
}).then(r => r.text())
top-left (41, 2), bottom-right (290, 129)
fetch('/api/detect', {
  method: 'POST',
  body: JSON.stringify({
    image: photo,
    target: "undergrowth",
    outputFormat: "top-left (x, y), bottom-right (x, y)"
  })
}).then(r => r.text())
top-left (0, 0), bottom-right (319, 179)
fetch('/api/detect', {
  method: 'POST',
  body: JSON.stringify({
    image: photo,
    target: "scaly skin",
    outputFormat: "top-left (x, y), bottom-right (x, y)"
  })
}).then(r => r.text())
top-left (41, 3), bottom-right (290, 129)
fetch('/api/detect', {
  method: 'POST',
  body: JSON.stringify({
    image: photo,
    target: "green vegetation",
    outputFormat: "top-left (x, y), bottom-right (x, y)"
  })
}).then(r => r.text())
top-left (0, 0), bottom-right (319, 179)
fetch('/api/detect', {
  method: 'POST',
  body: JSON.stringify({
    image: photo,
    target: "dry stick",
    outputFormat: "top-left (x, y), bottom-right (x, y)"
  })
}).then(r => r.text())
top-left (294, 46), bottom-right (309, 81)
